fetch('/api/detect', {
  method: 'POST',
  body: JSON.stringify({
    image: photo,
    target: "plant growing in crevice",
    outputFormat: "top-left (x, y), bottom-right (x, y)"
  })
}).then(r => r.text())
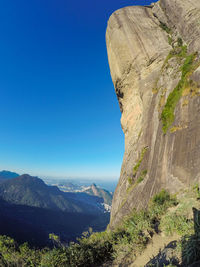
top-left (159, 21), bottom-right (171, 34)
top-left (128, 177), bottom-right (133, 185)
top-left (161, 47), bottom-right (199, 133)
top-left (168, 35), bottom-right (172, 45)
top-left (136, 170), bottom-right (147, 184)
top-left (133, 147), bottom-right (148, 177)
top-left (177, 37), bottom-right (183, 47)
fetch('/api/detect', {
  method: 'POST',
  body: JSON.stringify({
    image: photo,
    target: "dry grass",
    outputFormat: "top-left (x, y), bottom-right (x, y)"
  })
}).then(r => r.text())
top-left (170, 125), bottom-right (188, 133)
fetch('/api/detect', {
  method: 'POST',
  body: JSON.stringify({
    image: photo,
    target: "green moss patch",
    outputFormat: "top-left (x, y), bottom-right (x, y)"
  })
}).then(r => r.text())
top-left (161, 47), bottom-right (198, 133)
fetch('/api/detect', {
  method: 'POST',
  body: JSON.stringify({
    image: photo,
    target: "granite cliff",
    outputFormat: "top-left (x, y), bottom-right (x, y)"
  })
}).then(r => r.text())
top-left (106, 0), bottom-right (200, 229)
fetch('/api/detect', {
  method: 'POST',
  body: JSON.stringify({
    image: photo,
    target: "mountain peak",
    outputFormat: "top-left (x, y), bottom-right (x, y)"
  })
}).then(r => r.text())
top-left (0, 170), bottom-right (19, 179)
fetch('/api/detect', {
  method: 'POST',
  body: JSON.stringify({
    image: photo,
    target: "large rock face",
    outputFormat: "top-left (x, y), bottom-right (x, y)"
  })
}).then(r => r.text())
top-left (106, 0), bottom-right (200, 229)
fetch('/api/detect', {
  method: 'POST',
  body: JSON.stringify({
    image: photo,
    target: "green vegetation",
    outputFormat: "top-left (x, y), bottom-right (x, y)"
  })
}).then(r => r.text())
top-left (159, 21), bottom-right (171, 34)
top-left (180, 203), bottom-right (200, 265)
top-left (181, 232), bottom-right (200, 265)
top-left (0, 190), bottom-right (177, 267)
top-left (157, 186), bottom-right (200, 266)
top-left (3, 187), bottom-right (200, 266)
top-left (177, 37), bottom-right (183, 47)
top-left (193, 183), bottom-right (200, 199)
top-left (128, 170), bottom-right (147, 189)
top-left (0, 174), bottom-right (111, 248)
top-left (160, 213), bottom-right (193, 236)
top-left (170, 125), bottom-right (185, 133)
top-left (136, 177), bottom-right (144, 184)
top-left (136, 170), bottom-right (147, 184)
top-left (168, 35), bottom-right (172, 45)
top-left (0, 236), bottom-right (41, 266)
top-left (161, 44), bottom-right (198, 133)
top-left (133, 146), bottom-right (148, 177)
top-left (128, 176), bottom-right (133, 185)
top-left (162, 45), bottom-right (187, 71)
top-left (152, 189), bottom-right (171, 205)
top-left (126, 147), bottom-right (148, 193)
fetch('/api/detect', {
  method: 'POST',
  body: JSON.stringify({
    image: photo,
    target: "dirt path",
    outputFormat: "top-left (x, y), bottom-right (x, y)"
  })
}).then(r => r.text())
top-left (130, 233), bottom-right (179, 267)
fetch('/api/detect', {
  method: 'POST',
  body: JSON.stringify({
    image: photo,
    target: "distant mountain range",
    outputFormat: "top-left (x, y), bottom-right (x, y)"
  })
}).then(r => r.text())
top-left (47, 180), bottom-right (113, 206)
top-left (0, 170), bottom-right (19, 181)
top-left (0, 171), bottom-right (111, 247)
top-left (83, 183), bottom-right (113, 206)
top-left (0, 174), bottom-right (104, 214)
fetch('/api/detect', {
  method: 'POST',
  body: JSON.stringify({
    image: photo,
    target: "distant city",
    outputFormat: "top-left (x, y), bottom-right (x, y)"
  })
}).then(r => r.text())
top-left (42, 177), bottom-right (118, 193)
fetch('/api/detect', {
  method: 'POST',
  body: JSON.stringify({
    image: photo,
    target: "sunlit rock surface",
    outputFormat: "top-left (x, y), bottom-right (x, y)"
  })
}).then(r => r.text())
top-left (106, 0), bottom-right (200, 229)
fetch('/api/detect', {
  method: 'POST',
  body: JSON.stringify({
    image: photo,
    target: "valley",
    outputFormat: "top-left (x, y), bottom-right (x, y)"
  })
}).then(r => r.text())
top-left (0, 171), bottom-right (112, 247)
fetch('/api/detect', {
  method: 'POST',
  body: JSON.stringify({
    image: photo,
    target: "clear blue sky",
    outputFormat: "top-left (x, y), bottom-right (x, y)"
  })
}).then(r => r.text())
top-left (0, 0), bottom-right (154, 179)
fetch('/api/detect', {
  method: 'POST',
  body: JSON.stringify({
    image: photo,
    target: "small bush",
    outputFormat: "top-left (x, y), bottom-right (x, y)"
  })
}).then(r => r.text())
top-left (177, 37), bottom-right (183, 47)
top-left (152, 189), bottom-right (171, 205)
top-left (137, 176), bottom-right (144, 184)
top-left (159, 21), bottom-right (171, 34)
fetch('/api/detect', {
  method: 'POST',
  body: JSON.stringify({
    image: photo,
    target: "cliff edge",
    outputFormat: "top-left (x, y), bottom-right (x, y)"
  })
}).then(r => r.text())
top-left (106, 0), bottom-right (200, 229)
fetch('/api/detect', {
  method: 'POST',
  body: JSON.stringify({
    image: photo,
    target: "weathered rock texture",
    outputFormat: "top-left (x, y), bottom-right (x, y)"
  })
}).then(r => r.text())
top-left (106, 0), bottom-right (200, 229)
